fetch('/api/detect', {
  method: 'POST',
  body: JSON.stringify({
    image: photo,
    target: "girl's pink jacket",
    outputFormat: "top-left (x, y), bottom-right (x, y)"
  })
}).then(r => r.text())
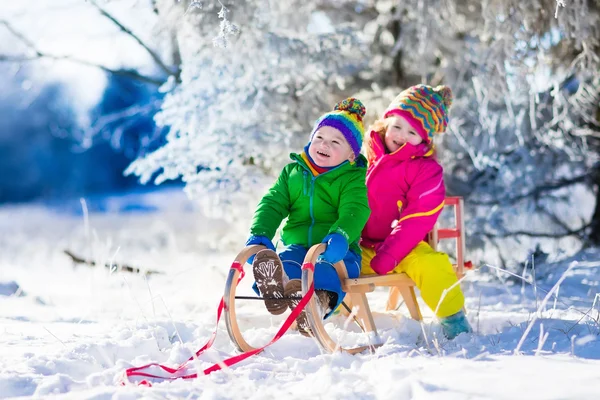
top-left (361, 131), bottom-right (446, 274)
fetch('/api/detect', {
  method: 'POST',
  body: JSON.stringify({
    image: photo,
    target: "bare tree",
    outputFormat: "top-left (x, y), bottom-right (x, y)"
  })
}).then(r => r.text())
top-left (0, 1), bottom-right (179, 86)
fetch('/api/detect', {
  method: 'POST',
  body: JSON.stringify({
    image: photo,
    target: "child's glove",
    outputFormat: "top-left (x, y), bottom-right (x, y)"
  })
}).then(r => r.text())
top-left (319, 233), bottom-right (348, 264)
top-left (370, 252), bottom-right (397, 275)
top-left (245, 235), bottom-right (275, 264)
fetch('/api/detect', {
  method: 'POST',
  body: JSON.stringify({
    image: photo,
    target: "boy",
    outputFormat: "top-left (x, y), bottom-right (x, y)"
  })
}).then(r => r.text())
top-left (246, 98), bottom-right (371, 335)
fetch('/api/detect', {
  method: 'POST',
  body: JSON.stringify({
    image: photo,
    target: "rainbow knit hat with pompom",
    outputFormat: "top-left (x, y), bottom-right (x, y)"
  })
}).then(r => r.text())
top-left (384, 84), bottom-right (453, 143)
top-left (312, 97), bottom-right (366, 157)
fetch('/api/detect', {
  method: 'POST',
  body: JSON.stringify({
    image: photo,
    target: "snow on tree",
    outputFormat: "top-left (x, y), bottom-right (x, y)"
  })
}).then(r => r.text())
top-left (127, 0), bottom-right (600, 262)
top-left (356, 0), bottom-right (600, 268)
top-left (126, 1), bottom-right (369, 228)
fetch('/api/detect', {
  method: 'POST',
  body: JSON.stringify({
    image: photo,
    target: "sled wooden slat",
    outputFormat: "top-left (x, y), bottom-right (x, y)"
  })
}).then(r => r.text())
top-left (344, 273), bottom-right (416, 288)
top-left (340, 283), bottom-right (375, 293)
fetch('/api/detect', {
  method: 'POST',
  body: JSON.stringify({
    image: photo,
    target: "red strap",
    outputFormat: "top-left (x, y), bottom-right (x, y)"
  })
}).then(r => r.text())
top-left (122, 261), bottom-right (315, 386)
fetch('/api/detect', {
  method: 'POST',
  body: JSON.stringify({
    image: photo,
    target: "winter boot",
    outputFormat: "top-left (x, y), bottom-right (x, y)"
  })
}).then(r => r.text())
top-left (439, 309), bottom-right (472, 340)
top-left (285, 279), bottom-right (334, 337)
top-left (252, 249), bottom-right (288, 315)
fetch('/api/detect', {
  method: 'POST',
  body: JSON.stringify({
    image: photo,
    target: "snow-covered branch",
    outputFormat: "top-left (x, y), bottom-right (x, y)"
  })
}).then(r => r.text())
top-left (89, 0), bottom-right (179, 80)
top-left (0, 16), bottom-right (170, 86)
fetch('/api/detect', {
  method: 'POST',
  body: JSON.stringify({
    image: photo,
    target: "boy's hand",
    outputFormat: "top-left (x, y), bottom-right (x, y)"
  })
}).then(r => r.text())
top-left (370, 252), bottom-right (397, 275)
top-left (245, 235), bottom-right (275, 264)
top-left (246, 235), bottom-right (275, 249)
top-left (320, 233), bottom-right (349, 264)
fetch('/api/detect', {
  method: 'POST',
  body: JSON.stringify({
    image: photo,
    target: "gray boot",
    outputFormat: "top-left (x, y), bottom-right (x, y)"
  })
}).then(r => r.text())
top-left (252, 249), bottom-right (288, 315)
top-left (284, 279), bottom-right (333, 337)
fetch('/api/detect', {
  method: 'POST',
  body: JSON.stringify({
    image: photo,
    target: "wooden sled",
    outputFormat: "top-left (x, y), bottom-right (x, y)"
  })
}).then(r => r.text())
top-left (224, 196), bottom-right (470, 354)
top-left (223, 243), bottom-right (378, 355)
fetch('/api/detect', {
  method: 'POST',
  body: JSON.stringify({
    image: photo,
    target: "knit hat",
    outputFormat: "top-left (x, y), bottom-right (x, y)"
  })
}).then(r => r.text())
top-left (384, 84), bottom-right (453, 143)
top-left (312, 97), bottom-right (366, 157)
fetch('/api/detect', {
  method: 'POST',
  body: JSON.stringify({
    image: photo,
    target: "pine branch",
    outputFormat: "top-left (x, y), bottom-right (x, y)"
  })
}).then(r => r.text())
top-left (63, 249), bottom-right (162, 276)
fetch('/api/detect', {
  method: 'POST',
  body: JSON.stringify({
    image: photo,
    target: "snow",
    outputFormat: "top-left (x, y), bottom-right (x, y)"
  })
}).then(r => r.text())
top-left (2, 189), bottom-right (600, 399)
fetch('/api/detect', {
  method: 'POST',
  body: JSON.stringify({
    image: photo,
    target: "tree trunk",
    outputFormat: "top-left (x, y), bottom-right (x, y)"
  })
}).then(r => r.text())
top-left (388, 7), bottom-right (405, 87)
top-left (589, 164), bottom-right (600, 245)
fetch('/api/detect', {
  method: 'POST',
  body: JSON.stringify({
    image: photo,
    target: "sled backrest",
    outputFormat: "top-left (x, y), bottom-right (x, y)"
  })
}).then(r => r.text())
top-left (427, 196), bottom-right (467, 278)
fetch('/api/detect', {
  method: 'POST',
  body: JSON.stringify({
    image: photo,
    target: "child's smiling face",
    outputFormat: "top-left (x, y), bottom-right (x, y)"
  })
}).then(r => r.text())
top-left (309, 126), bottom-right (355, 167)
top-left (384, 115), bottom-right (424, 153)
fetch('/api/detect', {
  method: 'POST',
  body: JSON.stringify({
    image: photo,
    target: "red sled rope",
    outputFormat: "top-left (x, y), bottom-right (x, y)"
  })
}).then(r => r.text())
top-left (121, 261), bottom-right (316, 386)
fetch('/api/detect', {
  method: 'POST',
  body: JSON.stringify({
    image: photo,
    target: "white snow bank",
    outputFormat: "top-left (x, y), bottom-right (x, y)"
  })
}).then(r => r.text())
top-left (1, 189), bottom-right (599, 399)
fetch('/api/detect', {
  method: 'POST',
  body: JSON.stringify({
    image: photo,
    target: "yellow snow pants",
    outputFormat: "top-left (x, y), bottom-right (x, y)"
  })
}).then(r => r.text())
top-left (360, 241), bottom-right (464, 318)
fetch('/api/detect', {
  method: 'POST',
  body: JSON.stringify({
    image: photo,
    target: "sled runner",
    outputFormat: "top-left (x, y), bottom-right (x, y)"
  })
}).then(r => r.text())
top-left (224, 196), bottom-right (471, 354)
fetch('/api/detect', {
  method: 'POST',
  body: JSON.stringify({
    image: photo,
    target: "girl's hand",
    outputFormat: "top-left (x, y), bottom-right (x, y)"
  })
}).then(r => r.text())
top-left (370, 252), bottom-right (397, 275)
top-left (320, 233), bottom-right (349, 264)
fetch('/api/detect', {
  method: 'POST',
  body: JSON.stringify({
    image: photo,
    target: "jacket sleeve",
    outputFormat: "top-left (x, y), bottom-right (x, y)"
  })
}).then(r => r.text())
top-left (250, 165), bottom-right (292, 239)
top-left (328, 169), bottom-right (371, 243)
top-left (378, 160), bottom-right (445, 265)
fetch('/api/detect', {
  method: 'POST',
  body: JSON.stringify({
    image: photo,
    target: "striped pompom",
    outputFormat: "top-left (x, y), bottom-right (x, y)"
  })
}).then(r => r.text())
top-left (334, 97), bottom-right (366, 121)
top-left (435, 85), bottom-right (453, 109)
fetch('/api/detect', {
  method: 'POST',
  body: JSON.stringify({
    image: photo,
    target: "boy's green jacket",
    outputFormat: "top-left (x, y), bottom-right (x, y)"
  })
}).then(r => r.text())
top-left (250, 152), bottom-right (371, 255)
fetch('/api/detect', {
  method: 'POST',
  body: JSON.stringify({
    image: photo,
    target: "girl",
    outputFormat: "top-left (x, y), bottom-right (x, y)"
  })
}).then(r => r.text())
top-left (361, 84), bottom-right (471, 339)
top-left (246, 98), bottom-right (371, 336)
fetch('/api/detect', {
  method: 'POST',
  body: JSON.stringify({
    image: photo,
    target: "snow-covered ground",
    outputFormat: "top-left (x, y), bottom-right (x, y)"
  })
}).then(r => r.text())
top-left (2, 189), bottom-right (600, 399)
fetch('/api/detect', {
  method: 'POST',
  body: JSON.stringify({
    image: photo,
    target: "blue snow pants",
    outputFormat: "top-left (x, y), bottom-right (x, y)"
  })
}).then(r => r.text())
top-left (279, 244), bottom-right (361, 318)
